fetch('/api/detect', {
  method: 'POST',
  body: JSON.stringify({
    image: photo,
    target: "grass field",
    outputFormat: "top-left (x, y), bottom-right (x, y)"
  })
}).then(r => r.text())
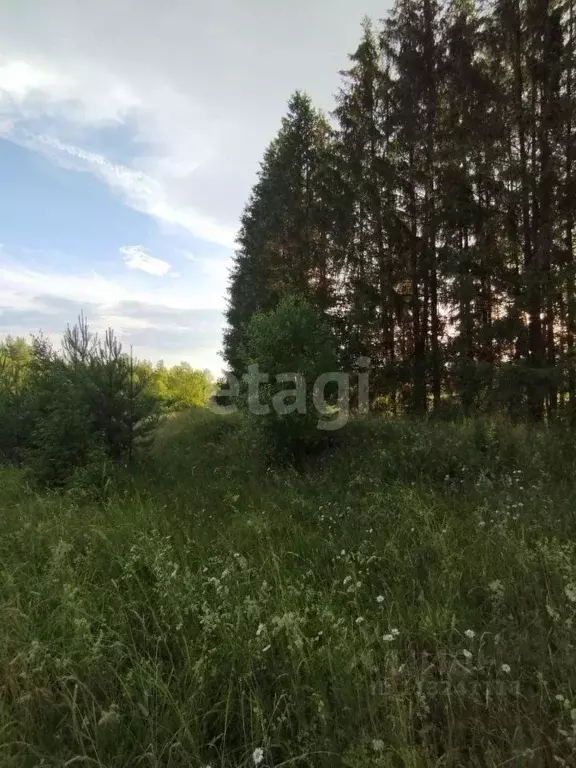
top-left (1, 413), bottom-right (576, 766)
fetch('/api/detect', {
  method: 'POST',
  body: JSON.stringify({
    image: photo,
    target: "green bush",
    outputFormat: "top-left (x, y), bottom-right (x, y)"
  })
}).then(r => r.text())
top-left (239, 295), bottom-right (341, 462)
top-left (0, 318), bottom-right (158, 487)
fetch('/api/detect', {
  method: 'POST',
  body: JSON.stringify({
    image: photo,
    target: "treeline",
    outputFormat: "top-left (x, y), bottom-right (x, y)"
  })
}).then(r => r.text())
top-left (0, 317), bottom-right (213, 485)
top-left (225, 0), bottom-right (576, 422)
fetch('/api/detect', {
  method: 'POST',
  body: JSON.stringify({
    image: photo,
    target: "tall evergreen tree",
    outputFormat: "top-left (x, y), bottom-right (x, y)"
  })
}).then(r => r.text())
top-left (224, 0), bottom-right (576, 422)
top-left (334, 19), bottom-right (405, 402)
top-left (224, 92), bottom-right (334, 375)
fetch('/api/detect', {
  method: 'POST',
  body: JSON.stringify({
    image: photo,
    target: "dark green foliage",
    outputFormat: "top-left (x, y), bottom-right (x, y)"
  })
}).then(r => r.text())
top-left (223, 0), bottom-right (576, 424)
top-left (63, 320), bottom-right (158, 463)
top-left (0, 315), bottom-right (217, 486)
top-left (0, 317), bottom-right (158, 486)
top-left (238, 296), bottom-right (341, 461)
top-left (224, 92), bottom-right (335, 376)
top-left (26, 340), bottom-right (104, 486)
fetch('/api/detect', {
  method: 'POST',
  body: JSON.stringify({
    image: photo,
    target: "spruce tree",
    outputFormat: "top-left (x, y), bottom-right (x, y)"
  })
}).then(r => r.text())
top-left (224, 92), bottom-right (335, 376)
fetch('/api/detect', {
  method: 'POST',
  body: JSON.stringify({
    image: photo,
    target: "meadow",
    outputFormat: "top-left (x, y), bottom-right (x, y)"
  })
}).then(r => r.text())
top-left (1, 412), bottom-right (576, 767)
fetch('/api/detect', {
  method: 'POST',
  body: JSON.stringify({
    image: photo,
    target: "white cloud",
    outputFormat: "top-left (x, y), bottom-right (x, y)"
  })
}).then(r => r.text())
top-left (0, 261), bottom-right (128, 310)
top-left (0, 58), bottom-right (237, 248)
top-left (7, 131), bottom-right (238, 249)
top-left (182, 250), bottom-right (231, 282)
top-left (98, 314), bottom-right (154, 331)
top-left (0, 57), bottom-right (141, 127)
top-left (0, 1), bottom-right (387, 244)
top-left (0, 60), bottom-right (68, 102)
top-left (120, 245), bottom-right (171, 277)
top-left (0, 253), bottom-right (226, 372)
top-left (0, 252), bottom-right (225, 312)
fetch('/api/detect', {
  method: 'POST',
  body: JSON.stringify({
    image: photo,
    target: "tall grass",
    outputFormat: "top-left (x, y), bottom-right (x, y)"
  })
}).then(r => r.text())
top-left (1, 413), bottom-right (576, 766)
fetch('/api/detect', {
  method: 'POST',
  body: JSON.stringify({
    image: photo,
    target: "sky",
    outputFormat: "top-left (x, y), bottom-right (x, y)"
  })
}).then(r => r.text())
top-left (0, 0), bottom-right (387, 375)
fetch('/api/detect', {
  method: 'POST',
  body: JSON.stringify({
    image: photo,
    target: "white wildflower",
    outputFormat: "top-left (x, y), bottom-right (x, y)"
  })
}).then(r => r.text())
top-left (376, 595), bottom-right (385, 604)
top-left (464, 629), bottom-right (476, 639)
top-left (252, 747), bottom-right (264, 765)
top-left (355, 616), bottom-right (365, 625)
top-left (462, 649), bottom-right (473, 660)
top-left (391, 628), bottom-right (399, 636)
top-left (372, 738), bottom-right (385, 752)
top-left (343, 576), bottom-right (352, 585)
top-left (98, 705), bottom-right (120, 727)
top-left (565, 584), bottom-right (576, 603)
top-left (383, 633), bottom-right (395, 642)
top-left (501, 663), bottom-right (511, 674)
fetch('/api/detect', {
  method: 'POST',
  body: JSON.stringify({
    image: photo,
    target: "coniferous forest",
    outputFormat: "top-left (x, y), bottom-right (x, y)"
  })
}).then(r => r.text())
top-left (226, 0), bottom-right (576, 422)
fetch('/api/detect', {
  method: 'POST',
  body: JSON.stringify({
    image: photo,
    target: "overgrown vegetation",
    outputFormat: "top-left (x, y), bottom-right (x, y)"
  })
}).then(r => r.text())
top-left (237, 296), bottom-right (342, 461)
top-left (1, 413), bottom-right (576, 766)
top-left (0, 318), bottom-right (213, 486)
top-left (4, 1), bottom-right (576, 763)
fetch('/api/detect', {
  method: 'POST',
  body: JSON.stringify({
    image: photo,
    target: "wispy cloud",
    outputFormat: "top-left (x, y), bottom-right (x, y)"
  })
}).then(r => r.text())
top-left (0, 252), bottom-right (224, 312)
top-left (0, 261), bottom-right (128, 311)
top-left (7, 132), bottom-right (238, 249)
top-left (120, 245), bottom-right (171, 277)
top-left (0, 57), bottom-right (238, 249)
top-left (180, 249), bottom-right (231, 282)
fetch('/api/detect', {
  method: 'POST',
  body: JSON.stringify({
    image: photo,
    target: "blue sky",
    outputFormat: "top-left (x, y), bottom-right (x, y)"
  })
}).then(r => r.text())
top-left (0, 0), bottom-right (387, 375)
